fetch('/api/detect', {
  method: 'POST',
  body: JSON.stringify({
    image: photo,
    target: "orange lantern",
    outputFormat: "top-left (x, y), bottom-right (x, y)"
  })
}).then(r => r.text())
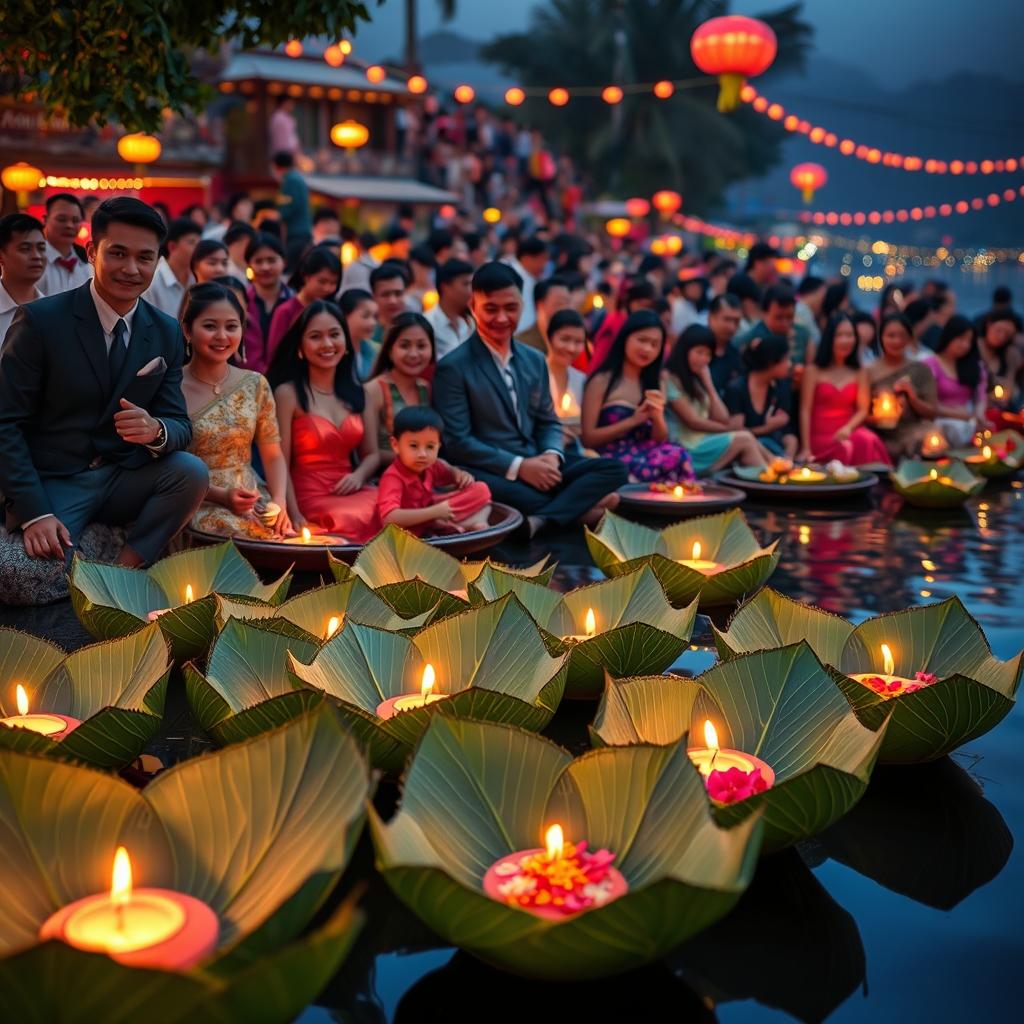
top-left (548, 87), bottom-right (570, 107)
top-left (116, 133), bottom-right (161, 165)
top-left (340, 40), bottom-right (353, 55)
top-left (602, 85), bottom-right (623, 105)
top-left (504, 87), bottom-right (526, 106)
top-left (330, 120), bottom-right (369, 149)
top-left (439, 204), bottom-right (456, 219)
top-left (407, 75), bottom-right (428, 95)
top-left (323, 44), bottom-right (344, 67)
top-left (790, 162), bottom-right (827, 203)
top-left (366, 65), bottom-right (386, 84)
top-left (653, 80), bottom-right (675, 99)
top-left (2, 161), bottom-right (42, 207)
top-left (454, 84), bottom-right (475, 104)
top-left (605, 218), bottom-right (632, 238)
top-left (663, 235), bottom-right (684, 255)
top-left (624, 197), bottom-right (650, 218)
top-left (690, 15), bottom-right (778, 112)
top-left (652, 189), bottom-right (682, 216)
top-left (482, 207), bottom-right (502, 225)
top-left (650, 237), bottom-right (669, 256)
top-left (285, 39), bottom-right (303, 58)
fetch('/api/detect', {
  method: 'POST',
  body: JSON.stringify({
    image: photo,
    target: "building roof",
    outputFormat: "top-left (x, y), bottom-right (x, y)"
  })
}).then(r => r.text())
top-left (306, 175), bottom-right (458, 206)
top-left (219, 53), bottom-right (407, 96)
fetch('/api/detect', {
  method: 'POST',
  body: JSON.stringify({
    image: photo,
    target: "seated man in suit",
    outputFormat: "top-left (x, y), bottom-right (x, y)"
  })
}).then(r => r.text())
top-left (0, 197), bottom-right (208, 567)
top-left (432, 262), bottom-right (625, 538)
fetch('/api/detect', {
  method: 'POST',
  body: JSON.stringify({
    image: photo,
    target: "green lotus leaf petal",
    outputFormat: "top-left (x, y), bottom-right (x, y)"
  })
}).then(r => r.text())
top-left (0, 625), bottom-right (171, 769)
top-left (592, 644), bottom-right (886, 852)
top-left (713, 587), bottom-right (853, 664)
top-left (290, 594), bottom-right (568, 774)
top-left (586, 509), bottom-right (779, 608)
top-left (70, 543), bottom-right (291, 662)
top-left (833, 597), bottom-right (1022, 762)
top-left (890, 458), bottom-right (986, 507)
top-left (950, 429), bottom-right (1024, 477)
top-left (468, 563), bottom-right (565, 622)
top-left (371, 716), bottom-right (762, 979)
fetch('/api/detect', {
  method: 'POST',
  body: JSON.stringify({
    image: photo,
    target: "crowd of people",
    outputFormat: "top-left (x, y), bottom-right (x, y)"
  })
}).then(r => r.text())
top-left (0, 187), bottom-right (1019, 570)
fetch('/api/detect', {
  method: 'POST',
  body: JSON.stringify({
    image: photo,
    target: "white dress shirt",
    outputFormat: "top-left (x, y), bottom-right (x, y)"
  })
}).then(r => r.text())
top-left (142, 257), bottom-right (193, 319)
top-left (37, 240), bottom-right (92, 296)
top-left (426, 302), bottom-right (475, 359)
top-left (0, 281), bottom-right (42, 349)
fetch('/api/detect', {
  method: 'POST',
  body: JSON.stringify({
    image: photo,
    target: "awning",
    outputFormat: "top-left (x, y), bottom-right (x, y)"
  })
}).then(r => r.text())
top-left (219, 54), bottom-right (407, 96)
top-left (306, 174), bottom-right (459, 206)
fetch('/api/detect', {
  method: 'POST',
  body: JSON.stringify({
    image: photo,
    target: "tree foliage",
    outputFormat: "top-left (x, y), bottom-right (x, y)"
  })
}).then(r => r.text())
top-left (0, 1), bottom-right (378, 133)
top-left (482, 0), bottom-right (812, 209)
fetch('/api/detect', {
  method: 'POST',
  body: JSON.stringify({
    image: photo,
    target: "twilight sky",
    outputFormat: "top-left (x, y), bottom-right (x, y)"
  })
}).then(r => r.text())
top-left (352, 0), bottom-right (1023, 87)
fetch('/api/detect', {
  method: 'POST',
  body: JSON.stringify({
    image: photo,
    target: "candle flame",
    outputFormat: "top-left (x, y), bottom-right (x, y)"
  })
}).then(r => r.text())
top-left (995, 384), bottom-right (1005, 399)
top-left (325, 615), bottom-right (341, 639)
top-left (929, 468), bottom-right (938, 480)
top-left (800, 467), bottom-right (811, 479)
top-left (184, 584), bottom-right (194, 604)
top-left (111, 846), bottom-right (132, 905)
top-left (561, 392), bottom-right (571, 412)
top-left (584, 607), bottom-right (596, 636)
top-left (982, 445), bottom-right (992, 460)
top-left (302, 527), bottom-right (312, 544)
top-left (545, 823), bottom-right (564, 860)
top-left (881, 643), bottom-right (895, 677)
top-left (929, 433), bottom-right (941, 446)
top-left (15, 684), bottom-right (28, 716)
top-left (703, 719), bottom-right (719, 750)
top-left (673, 485), bottom-right (684, 498)
top-left (691, 541), bottom-right (701, 562)
top-left (421, 663), bottom-right (436, 698)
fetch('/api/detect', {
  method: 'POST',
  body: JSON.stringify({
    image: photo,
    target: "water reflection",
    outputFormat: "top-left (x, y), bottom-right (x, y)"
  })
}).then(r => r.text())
top-left (670, 851), bottom-right (865, 1024)
top-left (817, 757), bottom-right (1013, 910)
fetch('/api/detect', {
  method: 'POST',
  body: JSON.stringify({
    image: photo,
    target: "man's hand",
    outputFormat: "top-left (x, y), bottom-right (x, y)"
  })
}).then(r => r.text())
top-left (115, 399), bottom-right (161, 445)
top-left (23, 516), bottom-right (72, 560)
top-left (519, 453), bottom-right (562, 491)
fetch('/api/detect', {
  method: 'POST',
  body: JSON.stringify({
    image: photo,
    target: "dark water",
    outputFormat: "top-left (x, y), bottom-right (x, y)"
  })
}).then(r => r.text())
top-left (4, 480), bottom-right (1022, 1022)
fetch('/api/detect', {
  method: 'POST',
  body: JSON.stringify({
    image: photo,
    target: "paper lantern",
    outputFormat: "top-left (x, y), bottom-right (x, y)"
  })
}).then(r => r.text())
top-left (439, 204), bottom-right (456, 219)
top-left (324, 45), bottom-right (344, 67)
top-left (548, 87), bottom-right (570, 107)
top-left (482, 207), bottom-right (502, 224)
top-left (605, 218), bottom-right (632, 238)
top-left (340, 41), bottom-right (353, 55)
top-left (625, 197), bottom-right (650, 218)
top-left (116, 133), bottom-right (161, 164)
top-left (285, 40), bottom-right (303, 58)
top-left (366, 65), bottom-right (386, 84)
top-left (690, 15), bottom-right (777, 112)
top-left (2, 161), bottom-right (42, 207)
top-left (454, 84), bottom-right (475, 104)
top-left (330, 120), bottom-right (369, 149)
top-left (790, 162), bottom-right (827, 203)
top-left (407, 75), bottom-right (428, 95)
top-left (653, 80), bottom-right (675, 99)
top-left (504, 87), bottom-right (526, 106)
top-left (602, 85), bottom-right (623, 105)
top-left (652, 189), bottom-right (682, 216)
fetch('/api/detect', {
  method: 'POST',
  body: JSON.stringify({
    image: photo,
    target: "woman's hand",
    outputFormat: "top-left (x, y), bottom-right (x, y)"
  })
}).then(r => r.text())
top-left (226, 487), bottom-right (260, 516)
top-left (835, 424), bottom-right (853, 442)
top-left (892, 376), bottom-right (917, 400)
top-left (333, 474), bottom-right (362, 495)
top-left (796, 448), bottom-right (815, 464)
top-left (765, 409), bottom-right (790, 431)
top-left (271, 506), bottom-right (296, 538)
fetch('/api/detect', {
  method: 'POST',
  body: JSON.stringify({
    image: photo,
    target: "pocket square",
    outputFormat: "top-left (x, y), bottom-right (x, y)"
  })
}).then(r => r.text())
top-left (137, 356), bottom-right (167, 377)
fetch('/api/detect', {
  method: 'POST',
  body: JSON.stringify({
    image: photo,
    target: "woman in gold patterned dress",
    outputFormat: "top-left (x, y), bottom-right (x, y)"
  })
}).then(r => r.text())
top-left (180, 283), bottom-right (295, 539)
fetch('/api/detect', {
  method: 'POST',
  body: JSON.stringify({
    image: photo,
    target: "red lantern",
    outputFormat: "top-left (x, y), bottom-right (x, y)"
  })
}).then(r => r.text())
top-left (790, 162), bottom-right (827, 203)
top-left (605, 218), bottom-right (632, 238)
top-left (624, 197), bottom-right (650, 218)
top-left (690, 15), bottom-right (777, 113)
top-left (651, 189), bottom-right (682, 216)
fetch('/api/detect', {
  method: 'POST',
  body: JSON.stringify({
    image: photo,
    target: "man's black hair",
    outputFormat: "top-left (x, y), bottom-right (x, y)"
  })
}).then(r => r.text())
top-left (165, 218), bottom-right (202, 245)
top-left (762, 284), bottom-right (796, 311)
top-left (312, 206), bottom-right (340, 226)
top-left (224, 221), bottom-right (257, 247)
top-left (0, 213), bottom-right (44, 249)
top-left (472, 261), bottom-right (522, 294)
top-left (534, 276), bottom-right (570, 306)
top-left (436, 258), bottom-right (474, 290)
top-left (797, 275), bottom-right (825, 296)
top-left (369, 261), bottom-right (411, 290)
top-left (271, 150), bottom-right (295, 169)
top-left (516, 235), bottom-right (547, 260)
top-left (91, 197), bottom-right (167, 245)
top-left (45, 192), bottom-right (84, 215)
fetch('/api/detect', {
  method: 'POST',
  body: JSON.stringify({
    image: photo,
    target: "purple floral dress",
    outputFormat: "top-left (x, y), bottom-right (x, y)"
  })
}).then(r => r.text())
top-left (595, 404), bottom-right (695, 483)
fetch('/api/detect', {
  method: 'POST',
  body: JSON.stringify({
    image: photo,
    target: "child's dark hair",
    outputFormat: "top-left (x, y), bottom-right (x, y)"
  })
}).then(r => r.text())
top-left (393, 405), bottom-right (444, 439)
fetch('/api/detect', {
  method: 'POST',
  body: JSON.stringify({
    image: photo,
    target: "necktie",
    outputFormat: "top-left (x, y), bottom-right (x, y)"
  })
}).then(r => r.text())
top-left (55, 256), bottom-right (79, 274)
top-left (108, 318), bottom-right (128, 383)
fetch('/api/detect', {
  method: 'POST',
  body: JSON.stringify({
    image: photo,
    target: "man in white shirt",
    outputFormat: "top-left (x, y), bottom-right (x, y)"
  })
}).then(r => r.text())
top-left (38, 193), bottom-right (92, 296)
top-left (0, 213), bottom-right (46, 346)
top-left (501, 235), bottom-right (548, 332)
top-left (427, 258), bottom-right (475, 359)
top-left (142, 217), bottom-right (200, 317)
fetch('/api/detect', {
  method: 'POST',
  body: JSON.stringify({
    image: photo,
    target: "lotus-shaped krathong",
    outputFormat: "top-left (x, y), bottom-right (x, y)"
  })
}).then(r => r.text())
top-left (329, 524), bottom-right (553, 620)
top-left (288, 593), bottom-right (568, 774)
top-left (950, 429), bottom-right (1024, 478)
top-left (0, 624), bottom-right (171, 769)
top-left (889, 458), bottom-right (985, 508)
top-left (591, 643), bottom-right (886, 851)
top-left (469, 564), bottom-right (697, 699)
top-left (70, 542), bottom-right (291, 662)
top-left (370, 716), bottom-right (763, 979)
top-left (0, 708), bottom-right (370, 1024)
top-left (586, 509), bottom-right (779, 608)
top-left (714, 589), bottom-right (1021, 763)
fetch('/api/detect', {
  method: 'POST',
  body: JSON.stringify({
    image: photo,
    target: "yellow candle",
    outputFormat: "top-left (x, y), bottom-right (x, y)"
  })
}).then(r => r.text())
top-left (678, 541), bottom-right (723, 573)
top-left (1, 684), bottom-right (80, 738)
top-left (563, 607), bottom-right (597, 642)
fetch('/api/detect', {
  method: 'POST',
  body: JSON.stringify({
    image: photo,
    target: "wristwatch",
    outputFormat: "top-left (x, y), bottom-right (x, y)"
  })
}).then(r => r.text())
top-left (151, 419), bottom-right (167, 448)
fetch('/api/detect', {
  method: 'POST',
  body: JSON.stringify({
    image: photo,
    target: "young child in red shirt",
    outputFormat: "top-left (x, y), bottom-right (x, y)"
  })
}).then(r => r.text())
top-left (377, 406), bottom-right (492, 535)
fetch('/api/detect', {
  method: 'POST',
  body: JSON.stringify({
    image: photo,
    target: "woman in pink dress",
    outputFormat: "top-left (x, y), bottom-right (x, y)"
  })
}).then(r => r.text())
top-left (268, 300), bottom-right (380, 542)
top-left (799, 312), bottom-right (891, 467)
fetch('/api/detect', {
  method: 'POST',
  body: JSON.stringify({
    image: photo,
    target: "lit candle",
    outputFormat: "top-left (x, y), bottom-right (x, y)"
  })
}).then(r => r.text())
top-left (147, 583), bottom-right (195, 621)
top-left (324, 615), bottom-right (341, 639)
top-left (39, 846), bottom-right (219, 971)
top-left (793, 466), bottom-right (827, 483)
top-left (871, 391), bottom-right (900, 428)
top-left (1, 684), bottom-right (81, 739)
top-left (993, 383), bottom-right (1006, 402)
top-left (563, 607), bottom-right (598, 642)
top-left (482, 822), bottom-right (629, 919)
top-left (302, 527), bottom-right (312, 544)
top-left (672, 484), bottom-right (684, 498)
top-left (556, 391), bottom-right (580, 419)
top-left (375, 662), bottom-right (447, 719)
top-left (848, 642), bottom-right (938, 698)
top-left (920, 431), bottom-right (947, 458)
top-left (677, 541), bottom-right (723, 573)
top-left (687, 720), bottom-right (775, 804)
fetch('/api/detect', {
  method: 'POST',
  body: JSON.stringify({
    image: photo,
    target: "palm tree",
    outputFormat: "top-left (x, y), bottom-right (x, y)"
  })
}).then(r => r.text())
top-left (482, 0), bottom-right (812, 210)
top-left (405, 0), bottom-right (457, 71)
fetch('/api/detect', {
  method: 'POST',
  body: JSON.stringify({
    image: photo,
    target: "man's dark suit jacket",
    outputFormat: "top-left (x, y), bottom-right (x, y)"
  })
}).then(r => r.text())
top-left (432, 333), bottom-right (564, 477)
top-left (0, 282), bottom-right (193, 525)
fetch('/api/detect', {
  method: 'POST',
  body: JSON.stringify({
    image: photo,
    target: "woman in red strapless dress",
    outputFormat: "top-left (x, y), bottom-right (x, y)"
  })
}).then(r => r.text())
top-left (799, 312), bottom-right (891, 467)
top-left (269, 300), bottom-right (381, 543)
